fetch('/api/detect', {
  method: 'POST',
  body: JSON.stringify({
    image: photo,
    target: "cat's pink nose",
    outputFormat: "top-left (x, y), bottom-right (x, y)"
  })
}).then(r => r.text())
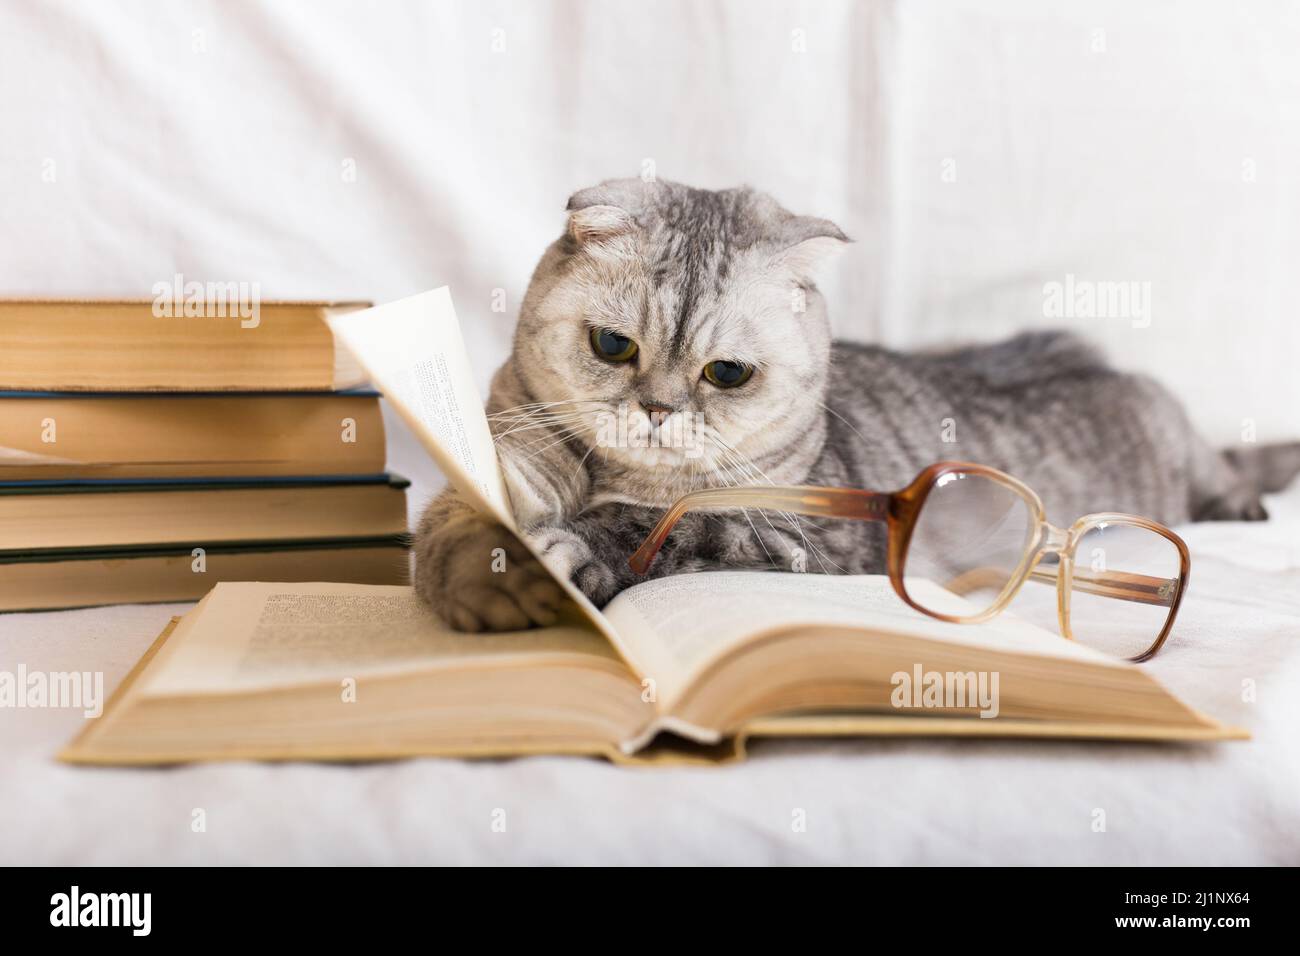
top-left (641, 400), bottom-right (675, 425)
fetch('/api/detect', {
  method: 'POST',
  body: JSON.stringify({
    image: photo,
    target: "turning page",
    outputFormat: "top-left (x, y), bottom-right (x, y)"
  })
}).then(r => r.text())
top-left (328, 288), bottom-right (515, 526)
top-left (326, 289), bottom-right (649, 673)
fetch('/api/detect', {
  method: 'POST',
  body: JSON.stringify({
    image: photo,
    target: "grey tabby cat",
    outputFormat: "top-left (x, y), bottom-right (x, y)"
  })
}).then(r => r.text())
top-left (414, 178), bottom-right (1300, 631)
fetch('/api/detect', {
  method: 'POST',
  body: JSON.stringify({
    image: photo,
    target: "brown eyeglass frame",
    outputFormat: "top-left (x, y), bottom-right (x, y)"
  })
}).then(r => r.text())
top-left (629, 461), bottom-right (1192, 662)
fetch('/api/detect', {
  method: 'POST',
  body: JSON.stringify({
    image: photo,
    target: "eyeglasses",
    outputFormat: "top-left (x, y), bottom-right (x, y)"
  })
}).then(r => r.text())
top-left (629, 461), bottom-right (1191, 662)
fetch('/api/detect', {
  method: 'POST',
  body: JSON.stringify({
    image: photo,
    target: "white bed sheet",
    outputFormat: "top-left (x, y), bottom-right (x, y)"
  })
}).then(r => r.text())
top-left (2, 0), bottom-right (1299, 864)
top-left (2, 473), bottom-right (1297, 865)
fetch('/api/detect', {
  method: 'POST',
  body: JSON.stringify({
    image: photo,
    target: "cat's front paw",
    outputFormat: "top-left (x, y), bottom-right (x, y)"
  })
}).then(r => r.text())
top-left (525, 525), bottom-right (621, 607)
top-left (413, 514), bottom-right (567, 632)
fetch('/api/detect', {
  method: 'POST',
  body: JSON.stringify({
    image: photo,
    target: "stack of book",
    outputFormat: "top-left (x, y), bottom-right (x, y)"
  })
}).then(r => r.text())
top-left (0, 299), bottom-right (410, 612)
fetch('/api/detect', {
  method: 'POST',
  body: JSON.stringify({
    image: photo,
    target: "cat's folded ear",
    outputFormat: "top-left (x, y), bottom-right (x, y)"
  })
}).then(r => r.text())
top-left (772, 215), bottom-right (850, 279)
top-left (567, 204), bottom-right (636, 245)
top-left (565, 179), bottom-right (649, 245)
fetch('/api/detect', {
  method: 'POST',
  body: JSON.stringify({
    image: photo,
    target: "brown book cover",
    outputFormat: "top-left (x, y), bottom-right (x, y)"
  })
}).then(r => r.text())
top-left (0, 299), bottom-right (370, 391)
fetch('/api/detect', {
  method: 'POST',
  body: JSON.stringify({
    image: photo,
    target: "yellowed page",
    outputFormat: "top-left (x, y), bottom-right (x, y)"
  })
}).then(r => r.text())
top-left (326, 287), bottom-right (650, 674)
top-left (138, 582), bottom-right (620, 696)
top-left (327, 288), bottom-right (514, 525)
top-left (602, 571), bottom-right (1129, 709)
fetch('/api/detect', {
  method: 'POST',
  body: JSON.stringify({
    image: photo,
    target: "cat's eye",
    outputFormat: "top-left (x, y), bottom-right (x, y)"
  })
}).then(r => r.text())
top-left (703, 360), bottom-right (753, 389)
top-left (590, 327), bottom-right (638, 363)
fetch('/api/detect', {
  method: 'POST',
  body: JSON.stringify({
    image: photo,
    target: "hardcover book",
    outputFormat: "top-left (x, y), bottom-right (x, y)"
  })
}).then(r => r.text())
top-left (0, 299), bottom-right (370, 391)
top-left (1, 475), bottom-right (411, 611)
top-left (62, 289), bottom-right (1244, 765)
top-left (0, 389), bottom-right (386, 480)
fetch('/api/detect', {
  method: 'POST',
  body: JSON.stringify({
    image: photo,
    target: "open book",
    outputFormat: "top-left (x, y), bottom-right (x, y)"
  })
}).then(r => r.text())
top-left (63, 289), bottom-right (1244, 765)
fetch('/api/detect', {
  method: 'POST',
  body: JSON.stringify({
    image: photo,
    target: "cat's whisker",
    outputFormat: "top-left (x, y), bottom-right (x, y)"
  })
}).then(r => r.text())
top-left (491, 405), bottom-right (585, 420)
top-left (703, 435), bottom-right (784, 570)
top-left (690, 447), bottom-right (776, 567)
top-left (512, 425), bottom-right (589, 456)
top-left (493, 416), bottom-right (582, 435)
top-left (494, 416), bottom-right (589, 440)
top-left (488, 401), bottom-right (606, 438)
top-left (803, 403), bottom-right (881, 568)
top-left (707, 432), bottom-right (847, 575)
top-left (519, 426), bottom-right (590, 463)
top-left (488, 399), bottom-right (605, 420)
top-left (817, 400), bottom-right (870, 446)
top-left (495, 413), bottom-right (591, 445)
top-left (493, 412), bottom-right (594, 442)
top-left (571, 441), bottom-right (598, 481)
top-left (736, 504), bottom-right (781, 570)
top-left (494, 416), bottom-right (586, 436)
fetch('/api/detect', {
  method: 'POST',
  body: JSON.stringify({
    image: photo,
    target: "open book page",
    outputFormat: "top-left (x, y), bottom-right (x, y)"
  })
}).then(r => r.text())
top-left (326, 288), bottom-right (650, 674)
top-left (601, 571), bottom-right (1129, 708)
top-left (137, 582), bottom-right (622, 696)
top-left (327, 288), bottom-right (514, 526)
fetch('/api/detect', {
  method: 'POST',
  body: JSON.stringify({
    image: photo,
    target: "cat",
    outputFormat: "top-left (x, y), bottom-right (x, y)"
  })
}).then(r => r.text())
top-left (414, 178), bottom-right (1300, 631)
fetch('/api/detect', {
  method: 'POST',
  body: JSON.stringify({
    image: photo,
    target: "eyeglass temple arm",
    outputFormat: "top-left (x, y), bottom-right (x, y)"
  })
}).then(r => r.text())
top-left (946, 565), bottom-right (1179, 607)
top-left (629, 486), bottom-right (890, 575)
top-left (1035, 566), bottom-right (1179, 606)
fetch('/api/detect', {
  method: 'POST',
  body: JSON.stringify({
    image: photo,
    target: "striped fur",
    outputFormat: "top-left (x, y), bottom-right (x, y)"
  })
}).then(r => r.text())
top-left (413, 179), bottom-right (1295, 631)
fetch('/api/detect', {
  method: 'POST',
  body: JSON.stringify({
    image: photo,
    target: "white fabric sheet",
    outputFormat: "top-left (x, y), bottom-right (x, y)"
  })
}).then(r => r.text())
top-left (4, 1), bottom-right (1297, 442)
top-left (2, 0), bottom-right (1299, 864)
top-left (2, 471), bottom-right (1298, 865)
